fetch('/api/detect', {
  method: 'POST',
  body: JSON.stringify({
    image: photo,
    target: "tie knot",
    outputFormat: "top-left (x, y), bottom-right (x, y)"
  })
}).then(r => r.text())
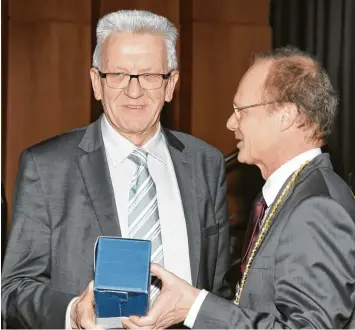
top-left (256, 193), bottom-right (266, 207)
top-left (252, 192), bottom-right (267, 225)
top-left (128, 148), bottom-right (148, 167)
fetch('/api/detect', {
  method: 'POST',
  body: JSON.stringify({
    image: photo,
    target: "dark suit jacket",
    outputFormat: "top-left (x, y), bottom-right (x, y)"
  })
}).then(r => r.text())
top-left (194, 153), bottom-right (355, 329)
top-left (1, 118), bottom-right (231, 329)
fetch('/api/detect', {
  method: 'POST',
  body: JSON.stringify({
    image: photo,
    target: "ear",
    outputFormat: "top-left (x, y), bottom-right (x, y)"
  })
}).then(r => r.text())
top-left (164, 71), bottom-right (179, 102)
top-left (90, 68), bottom-right (103, 101)
top-left (278, 103), bottom-right (298, 131)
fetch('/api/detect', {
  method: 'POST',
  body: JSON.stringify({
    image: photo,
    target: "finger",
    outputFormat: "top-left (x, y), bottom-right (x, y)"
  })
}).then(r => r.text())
top-left (156, 318), bottom-right (174, 329)
top-left (78, 298), bottom-right (97, 329)
top-left (150, 263), bottom-right (164, 276)
top-left (129, 315), bottom-right (155, 327)
top-left (80, 317), bottom-right (97, 329)
top-left (82, 281), bottom-right (95, 304)
top-left (80, 306), bottom-right (95, 326)
top-left (121, 318), bottom-right (131, 329)
top-left (142, 295), bottom-right (169, 326)
top-left (122, 317), bottom-right (148, 329)
top-left (86, 280), bottom-right (94, 296)
top-left (150, 264), bottom-right (175, 285)
top-left (92, 326), bottom-right (105, 330)
top-left (88, 280), bottom-right (94, 290)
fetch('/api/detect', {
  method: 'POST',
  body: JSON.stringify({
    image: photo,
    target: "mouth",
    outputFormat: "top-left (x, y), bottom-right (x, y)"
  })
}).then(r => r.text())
top-left (123, 105), bottom-right (146, 109)
top-left (235, 137), bottom-right (243, 149)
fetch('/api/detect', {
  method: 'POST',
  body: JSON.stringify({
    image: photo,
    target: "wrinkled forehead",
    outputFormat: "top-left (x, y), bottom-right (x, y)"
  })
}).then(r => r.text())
top-left (100, 31), bottom-right (168, 71)
top-left (234, 60), bottom-right (272, 103)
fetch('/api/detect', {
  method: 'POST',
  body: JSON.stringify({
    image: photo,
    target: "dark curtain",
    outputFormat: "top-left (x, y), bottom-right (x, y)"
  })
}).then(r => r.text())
top-left (270, 0), bottom-right (355, 189)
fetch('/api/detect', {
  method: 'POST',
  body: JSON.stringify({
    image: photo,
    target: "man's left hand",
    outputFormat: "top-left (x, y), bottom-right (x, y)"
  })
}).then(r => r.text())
top-left (122, 263), bottom-right (200, 329)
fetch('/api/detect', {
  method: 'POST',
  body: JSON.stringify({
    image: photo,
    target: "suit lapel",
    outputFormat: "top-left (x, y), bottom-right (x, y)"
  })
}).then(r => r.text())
top-left (240, 154), bottom-right (333, 304)
top-left (265, 153), bottom-right (333, 236)
top-left (77, 118), bottom-right (121, 237)
top-left (164, 130), bottom-right (201, 287)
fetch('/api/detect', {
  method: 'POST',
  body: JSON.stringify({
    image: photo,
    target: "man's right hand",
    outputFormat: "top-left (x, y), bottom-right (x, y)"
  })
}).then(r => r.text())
top-left (70, 281), bottom-right (103, 329)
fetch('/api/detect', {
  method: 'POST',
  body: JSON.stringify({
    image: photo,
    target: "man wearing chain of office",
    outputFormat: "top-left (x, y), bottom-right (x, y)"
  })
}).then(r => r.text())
top-left (123, 46), bottom-right (355, 329)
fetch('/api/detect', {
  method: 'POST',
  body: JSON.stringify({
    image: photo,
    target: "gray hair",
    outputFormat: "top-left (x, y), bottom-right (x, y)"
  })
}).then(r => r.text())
top-left (255, 46), bottom-right (338, 141)
top-left (93, 10), bottom-right (178, 71)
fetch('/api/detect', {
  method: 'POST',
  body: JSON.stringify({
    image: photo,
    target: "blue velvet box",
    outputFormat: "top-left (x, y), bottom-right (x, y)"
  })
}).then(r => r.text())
top-left (94, 237), bottom-right (151, 328)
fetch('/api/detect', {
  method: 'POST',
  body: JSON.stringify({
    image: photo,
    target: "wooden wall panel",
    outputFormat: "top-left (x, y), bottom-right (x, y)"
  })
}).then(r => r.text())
top-left (10, 0), bottom-right (90, 23)
top-left (188, 0), bottom-right (270, 230)
top-left (191, 24), bottom-right (271, 154)
top-left (100, 0), bottom-right (179, 24)
top-left (193, 0), bottom-right (270, 25)
top-left (5, 1), bottom-right (91, 223)
top-left (2, 0), bottom-right (9, 182)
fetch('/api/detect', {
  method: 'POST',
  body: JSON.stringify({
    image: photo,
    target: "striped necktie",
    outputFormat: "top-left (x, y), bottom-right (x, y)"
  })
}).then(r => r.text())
top-left (128, 148), bottom-right (164, 303)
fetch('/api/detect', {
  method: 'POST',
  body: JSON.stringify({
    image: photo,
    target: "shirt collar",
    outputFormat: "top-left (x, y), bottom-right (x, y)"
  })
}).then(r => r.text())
top-left (101, 115), bottom-right (167, 167)
top-left (143, 124), bottom-right (167, 164)
top-left (262, 148), bottom-right (322, 207)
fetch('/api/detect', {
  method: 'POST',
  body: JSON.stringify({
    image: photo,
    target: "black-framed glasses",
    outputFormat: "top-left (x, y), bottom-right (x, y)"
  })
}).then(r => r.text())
top-left (233, 101), bottom-right (278, 113)
top-left (97, 69), bottom-right (171, 90)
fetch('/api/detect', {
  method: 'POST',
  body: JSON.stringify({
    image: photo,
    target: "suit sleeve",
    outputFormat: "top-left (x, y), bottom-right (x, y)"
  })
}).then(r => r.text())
top-left (210, 152), bottom-right (233, 299)
top-left (1, 149), bottom-right (75, 329)
top-left (193, 196), bottom-right (355, 328)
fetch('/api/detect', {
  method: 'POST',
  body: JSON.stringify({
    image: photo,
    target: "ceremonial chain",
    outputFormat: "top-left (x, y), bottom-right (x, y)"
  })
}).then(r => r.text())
top-left (234, 161), bottom-right (310, 305)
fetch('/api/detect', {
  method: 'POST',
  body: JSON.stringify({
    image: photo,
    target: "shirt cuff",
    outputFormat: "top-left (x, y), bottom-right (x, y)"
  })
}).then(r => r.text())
top-left (65, 297), bottom-right (79, 329)
top-left (183, 289), bottom-right (209, 328)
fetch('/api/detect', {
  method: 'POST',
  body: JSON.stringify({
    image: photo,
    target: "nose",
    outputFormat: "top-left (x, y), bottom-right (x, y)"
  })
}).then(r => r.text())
top-left (124, 77), bottom-right (144, 99)
top-left (226, 112), bottom-right (239, 131)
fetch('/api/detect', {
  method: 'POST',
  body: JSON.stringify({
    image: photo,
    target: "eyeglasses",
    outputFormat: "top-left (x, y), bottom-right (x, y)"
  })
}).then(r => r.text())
top-left (233, 101), bottom-right (278, 113)
top-left (97, 69), bottom-right (171, 90)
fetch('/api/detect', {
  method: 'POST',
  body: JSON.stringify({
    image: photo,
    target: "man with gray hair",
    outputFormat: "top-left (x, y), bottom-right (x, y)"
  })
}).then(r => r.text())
top-left (122, 47), bottom-right (355, 329)
top-left (1, 10), bottom-right (231, 329)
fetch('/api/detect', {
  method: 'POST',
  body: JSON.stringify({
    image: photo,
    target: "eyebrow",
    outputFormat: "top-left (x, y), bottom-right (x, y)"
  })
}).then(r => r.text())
top-left (233, 103), bottom-right (249, 110)
top-left (234, 101), bottom-right (280, 111)
top-left (104, 67), bottom-right (127, 73)
top-left (233, 103), bottom-right (258, 112)
top-left (138, 68), bottom-right (166, 74)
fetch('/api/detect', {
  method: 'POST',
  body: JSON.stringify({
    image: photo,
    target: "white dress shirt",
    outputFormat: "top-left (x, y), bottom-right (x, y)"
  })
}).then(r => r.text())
top-left (66, 115), bottom-right (192, 328)
top-left (184, 148), bottom-right (322, 328)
